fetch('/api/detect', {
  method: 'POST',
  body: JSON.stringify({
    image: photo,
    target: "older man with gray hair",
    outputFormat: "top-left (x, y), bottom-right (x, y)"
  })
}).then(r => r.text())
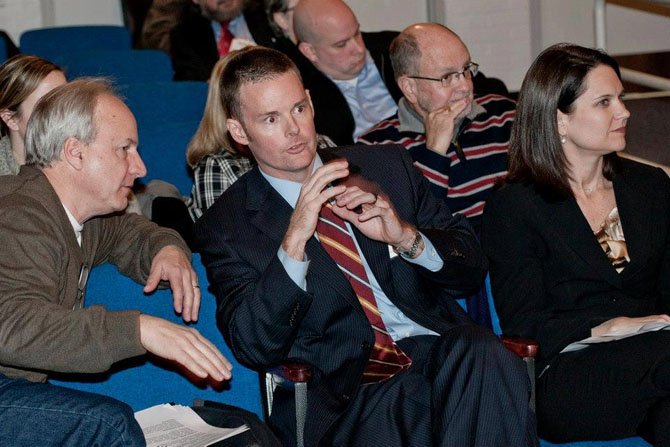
top-left (0, 78), bottom-right (232, 446)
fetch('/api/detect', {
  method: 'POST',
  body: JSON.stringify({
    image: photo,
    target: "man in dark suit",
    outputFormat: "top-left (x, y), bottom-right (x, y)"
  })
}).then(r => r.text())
top-left (194, 46), bottom-right (537, 446)
top-left (169, 0), bottom-right (275, 80)
top-left (289, 0), bottom-right (401, 145)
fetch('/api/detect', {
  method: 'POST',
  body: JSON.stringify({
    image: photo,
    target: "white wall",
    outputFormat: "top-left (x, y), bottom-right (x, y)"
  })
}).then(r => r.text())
top-left (49, 0), bottom-right (123, 27)
top-left (0, 0), bottom-right (123, 43)
top-left (539, 0), bottom-right (670, 55)
top-left (349, 0), bottom-right (670, 91)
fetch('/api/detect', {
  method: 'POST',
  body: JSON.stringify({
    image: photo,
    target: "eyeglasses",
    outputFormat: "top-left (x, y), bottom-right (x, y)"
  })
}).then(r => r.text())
top-left (407, 62), bottom-right (479, 87)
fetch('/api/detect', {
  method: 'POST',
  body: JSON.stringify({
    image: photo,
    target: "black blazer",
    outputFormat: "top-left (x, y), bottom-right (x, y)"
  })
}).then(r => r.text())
top-left (194, 145), bottom-right (485, 445)
top-left (169, 3), bottom-right (275, 81)
top-left (482, 158), bottom-right (670, 366)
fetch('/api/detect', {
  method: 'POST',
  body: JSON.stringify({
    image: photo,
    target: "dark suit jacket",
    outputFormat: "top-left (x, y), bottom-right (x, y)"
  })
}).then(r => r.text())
top-left (169, 3), bottom-right (275, 81)
top-left (194, 145), bottom-right (486, 445)
top-left (274, 32), bottom-right (402, 146)
top-left (482, 158), bottom-right (670, 367)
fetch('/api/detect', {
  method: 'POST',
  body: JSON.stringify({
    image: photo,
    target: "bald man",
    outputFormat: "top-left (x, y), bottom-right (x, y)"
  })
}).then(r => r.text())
top-left (358, 23), bottom-right (514, 235)
top-left (288, 0), bottom-right (402, 145)
top-left (358, 23), bottom-right (515, 328)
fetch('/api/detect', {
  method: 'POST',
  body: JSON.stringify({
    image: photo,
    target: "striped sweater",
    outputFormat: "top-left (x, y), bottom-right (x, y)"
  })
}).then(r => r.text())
top-left (357, 94), bottom-right (515, 232)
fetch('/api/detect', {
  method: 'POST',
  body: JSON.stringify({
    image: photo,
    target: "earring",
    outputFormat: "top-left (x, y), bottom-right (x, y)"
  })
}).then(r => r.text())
top-left (560, 135), bottom-right (567, 144)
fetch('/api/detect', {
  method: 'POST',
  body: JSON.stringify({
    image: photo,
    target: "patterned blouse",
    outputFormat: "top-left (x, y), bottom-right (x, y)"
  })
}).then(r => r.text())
top-left (594, 207), bottom-right (630, 273)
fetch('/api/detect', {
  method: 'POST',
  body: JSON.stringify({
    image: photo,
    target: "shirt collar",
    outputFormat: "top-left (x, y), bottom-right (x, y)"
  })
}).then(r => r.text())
top-left (397, 96), bottom-right (486, 138)
top-left (260, 155), bottom-right (324, 209)
top-left (62, 204), bottom-right (84, 246)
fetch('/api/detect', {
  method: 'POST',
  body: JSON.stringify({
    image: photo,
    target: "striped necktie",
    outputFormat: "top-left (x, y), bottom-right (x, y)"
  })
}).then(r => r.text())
top-left (316, 202), bottom-right (411, 383)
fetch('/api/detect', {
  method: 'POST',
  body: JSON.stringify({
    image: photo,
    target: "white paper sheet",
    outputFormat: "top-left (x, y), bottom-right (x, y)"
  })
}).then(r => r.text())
top-left (560, 321), bottom-right (670, 353)
top-left (135, 404), bottom-right (249, 447)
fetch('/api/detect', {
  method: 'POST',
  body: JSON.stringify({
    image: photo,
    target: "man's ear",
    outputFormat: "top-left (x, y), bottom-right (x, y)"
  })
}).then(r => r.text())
top-left (398, 76), bottom-right (417, 104)
top-left (273, 11), bottom-right (290, 36)
top-left (62, 137), bottom-right (85, 170)
top-left (0, 109), bottom-right (19, 132)
top-left (226, 118), bottom-right (249, 146)
top-left (298, 41), bottom-right (317, 64)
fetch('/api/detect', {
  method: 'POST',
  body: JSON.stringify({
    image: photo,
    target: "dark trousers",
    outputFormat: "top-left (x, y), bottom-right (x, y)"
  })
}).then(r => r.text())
top-left (538, 330), bottom-right (670, 446)
top-left (193, 401), bottom-right (281, 447)
top-left (328, 325), bottom-right (538, 447)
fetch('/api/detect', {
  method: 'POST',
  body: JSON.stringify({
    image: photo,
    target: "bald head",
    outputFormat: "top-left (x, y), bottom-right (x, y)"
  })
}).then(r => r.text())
top-left (294, 0), bottom-right (367, 80)
top-left (391, 23), bottom-right (465, 79)
top-left (294, 0), bottom-right (356, 44)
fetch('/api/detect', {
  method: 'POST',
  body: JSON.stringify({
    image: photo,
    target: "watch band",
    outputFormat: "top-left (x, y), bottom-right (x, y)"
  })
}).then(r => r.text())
top-left (393, 230), bottom-right (422, 259)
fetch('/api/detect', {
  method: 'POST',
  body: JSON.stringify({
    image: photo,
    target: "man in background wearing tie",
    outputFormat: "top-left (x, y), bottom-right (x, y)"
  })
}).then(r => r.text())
top-left (168, 0), bottom-right (274, 81)
top-left (194, 46), bottom-right (538, 447)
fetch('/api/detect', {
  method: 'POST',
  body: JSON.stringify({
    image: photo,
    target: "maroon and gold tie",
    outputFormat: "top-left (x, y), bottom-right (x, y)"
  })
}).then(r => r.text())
top-left (316, 203), bottom-right (411, 383)
top-left (217, 21), bottom-right (234, 57)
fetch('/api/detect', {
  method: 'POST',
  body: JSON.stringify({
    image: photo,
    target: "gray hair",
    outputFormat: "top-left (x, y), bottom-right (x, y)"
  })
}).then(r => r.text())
top-left (389, 31), bottom-right (421, 79)
top-left (25, 78), bottom-right (118, 168)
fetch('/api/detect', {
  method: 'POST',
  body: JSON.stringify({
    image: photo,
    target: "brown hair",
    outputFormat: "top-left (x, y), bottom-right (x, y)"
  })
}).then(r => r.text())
top-left (187, 46), bottom-right (301, 167)
top-left (507, 43), bottom-right (622, 199)
top-left (0, 54), bottom-right (63, 137)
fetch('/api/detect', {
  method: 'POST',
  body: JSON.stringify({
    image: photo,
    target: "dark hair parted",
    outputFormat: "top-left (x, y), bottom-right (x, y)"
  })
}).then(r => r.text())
top-left (507, 43), bottom-right (622, 200)
top-left (219, 46), bottom-right (302, 122)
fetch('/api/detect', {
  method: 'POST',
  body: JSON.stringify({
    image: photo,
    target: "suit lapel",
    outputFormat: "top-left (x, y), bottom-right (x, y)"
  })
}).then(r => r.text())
top-left (534, 191), bottom-right (622, 287)
top-left (245, 169), bottom-right (362, 307)
top-left (614, 170), bottom-right (650, 272)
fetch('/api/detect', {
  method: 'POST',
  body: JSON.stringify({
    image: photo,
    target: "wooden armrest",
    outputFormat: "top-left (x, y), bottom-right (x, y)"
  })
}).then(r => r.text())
top-left (270, 361), bottom-right (312, 383)
top-left (501, 336), bottom-right (539, 359)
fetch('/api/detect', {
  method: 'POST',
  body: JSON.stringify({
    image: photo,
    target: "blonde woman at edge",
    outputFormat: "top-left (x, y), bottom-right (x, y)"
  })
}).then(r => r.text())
top-left (0, 55), bottom-right (66, 176)
top-left (187, 50), bottom-right (335, 221)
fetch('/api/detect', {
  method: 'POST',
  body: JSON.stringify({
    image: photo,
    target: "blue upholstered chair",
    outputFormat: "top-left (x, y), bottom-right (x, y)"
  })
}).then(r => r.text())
top-left (19, 25), bottom-right (131, 62)
top-left (50, 253), bottom-right (263, 416)
top-left (0, 37), bottom-right (7, 63)
top-left (120, 81), bottom-right (208, 128)
top-left (62, 49), bottom-right (173, 84)
top-left (136, 120), bottom-right (199, 196)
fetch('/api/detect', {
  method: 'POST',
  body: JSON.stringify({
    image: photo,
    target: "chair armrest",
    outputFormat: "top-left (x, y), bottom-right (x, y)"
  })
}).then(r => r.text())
top-left (501, 336), bottom-right (539, 359)
top-left (269, 362), bottom-right (312, 383)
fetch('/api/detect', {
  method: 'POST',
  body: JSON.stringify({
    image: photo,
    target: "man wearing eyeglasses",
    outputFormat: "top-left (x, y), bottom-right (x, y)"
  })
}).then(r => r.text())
top-left (358, 23), bottom-right (515, 238)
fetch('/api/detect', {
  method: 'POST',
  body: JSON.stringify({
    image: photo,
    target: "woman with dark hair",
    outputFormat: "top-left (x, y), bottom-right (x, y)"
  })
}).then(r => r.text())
top-left (483, 43), bottom-right (670, 445)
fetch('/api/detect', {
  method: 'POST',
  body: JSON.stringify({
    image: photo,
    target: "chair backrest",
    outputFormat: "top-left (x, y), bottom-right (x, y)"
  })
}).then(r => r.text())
top-left (50, 253), bottom-right (264, 416)
top-left (120, 81), bottom-right (208, 128)
top-left (63, 49), bottom-right (173, 84)
top-left (137, 120), bottom-right (199, 196)
top-left (19, 25), bottom-right (131, 61)
top-left (0, 39), bottom-right (6, 64)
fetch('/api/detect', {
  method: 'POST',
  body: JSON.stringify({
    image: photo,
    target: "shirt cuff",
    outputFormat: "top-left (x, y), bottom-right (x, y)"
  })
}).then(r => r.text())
top-left (278, 247), bottom-right (310, 291)
top-left (401, 232), bottom-right (443, 272)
